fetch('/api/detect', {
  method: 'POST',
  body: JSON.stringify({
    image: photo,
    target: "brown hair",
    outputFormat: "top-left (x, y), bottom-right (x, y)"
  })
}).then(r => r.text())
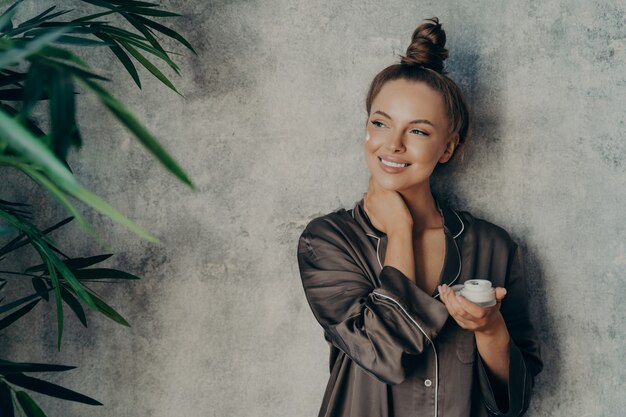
top-left (365, 17), bottom-right (470, 163)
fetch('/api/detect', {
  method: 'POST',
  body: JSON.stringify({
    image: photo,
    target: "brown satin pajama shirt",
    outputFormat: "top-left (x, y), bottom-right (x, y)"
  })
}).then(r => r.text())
top-left (296, 195), bottom-right (543, 417)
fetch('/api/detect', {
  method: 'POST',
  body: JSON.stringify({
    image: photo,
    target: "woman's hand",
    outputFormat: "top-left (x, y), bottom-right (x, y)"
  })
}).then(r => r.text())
top-left (439, 283), bottom-right (512, 395)
top-left (438, 283), bottom-right (508, 335)
top-left (362, 175), bottom-right (413, 236)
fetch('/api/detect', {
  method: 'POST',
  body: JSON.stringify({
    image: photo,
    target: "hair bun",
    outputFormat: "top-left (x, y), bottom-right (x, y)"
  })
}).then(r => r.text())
top-left (399, 17), bottom-right (449, 74)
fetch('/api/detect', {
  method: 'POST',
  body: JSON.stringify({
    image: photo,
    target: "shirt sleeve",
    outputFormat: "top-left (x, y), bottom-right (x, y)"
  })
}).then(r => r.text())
top-left (296, 220), bottom-right (449, 385)
top-left (476, 242), bottom-right (544, 416)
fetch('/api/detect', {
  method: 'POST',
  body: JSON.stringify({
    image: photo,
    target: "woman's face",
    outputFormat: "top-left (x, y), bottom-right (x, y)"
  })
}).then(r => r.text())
top-left (364, 78), bottom-right (458, 191)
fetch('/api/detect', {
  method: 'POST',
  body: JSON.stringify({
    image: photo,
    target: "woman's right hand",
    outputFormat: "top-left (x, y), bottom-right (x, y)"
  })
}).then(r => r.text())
top-left (363, 175), bottom-right (413, 236)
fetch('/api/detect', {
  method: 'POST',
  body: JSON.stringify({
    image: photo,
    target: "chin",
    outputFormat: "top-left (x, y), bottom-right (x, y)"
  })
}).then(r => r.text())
top-left (371, 173), bottom-right (407, 190)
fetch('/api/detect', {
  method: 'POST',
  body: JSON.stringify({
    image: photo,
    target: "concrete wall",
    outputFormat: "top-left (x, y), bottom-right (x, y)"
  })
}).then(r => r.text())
top-left (2, 0), bottom-right (624, 416)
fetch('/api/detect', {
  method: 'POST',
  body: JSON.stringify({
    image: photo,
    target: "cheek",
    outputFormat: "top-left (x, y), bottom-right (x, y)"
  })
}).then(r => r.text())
top-left (408, 141), bottom-right (443, 163)
top-left (364, 132), bottom-right (380, 153)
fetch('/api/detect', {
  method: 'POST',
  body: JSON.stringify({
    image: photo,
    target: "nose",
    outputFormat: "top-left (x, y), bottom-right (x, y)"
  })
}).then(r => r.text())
top-left (385, 130), bottom-right (405, 152)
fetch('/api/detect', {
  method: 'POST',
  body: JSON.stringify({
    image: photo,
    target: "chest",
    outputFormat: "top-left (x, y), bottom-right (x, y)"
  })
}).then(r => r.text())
top-left (413, 228), bottom-right (446, 295)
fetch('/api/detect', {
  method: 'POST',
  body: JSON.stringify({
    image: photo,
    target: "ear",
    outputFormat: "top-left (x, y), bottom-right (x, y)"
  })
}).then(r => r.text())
top-left (438, 133), bottom-right (459, 164)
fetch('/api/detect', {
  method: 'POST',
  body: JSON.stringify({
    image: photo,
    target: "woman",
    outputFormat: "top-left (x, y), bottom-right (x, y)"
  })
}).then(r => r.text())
top-left (296, 17), bottom-right (543, 417)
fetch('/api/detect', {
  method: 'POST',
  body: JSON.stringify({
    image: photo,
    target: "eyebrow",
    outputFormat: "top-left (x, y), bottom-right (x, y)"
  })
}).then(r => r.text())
top-left (372, 110), bottom-right (435, 127)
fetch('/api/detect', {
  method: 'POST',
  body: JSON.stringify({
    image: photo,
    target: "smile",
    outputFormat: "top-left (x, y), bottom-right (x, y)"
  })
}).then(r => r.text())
top-left (378, 156), bottom-right (411, 172)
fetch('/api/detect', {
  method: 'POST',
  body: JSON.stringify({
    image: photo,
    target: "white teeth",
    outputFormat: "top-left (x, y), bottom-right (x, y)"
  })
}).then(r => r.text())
top-left (380, 157), bottom-right (409, 168)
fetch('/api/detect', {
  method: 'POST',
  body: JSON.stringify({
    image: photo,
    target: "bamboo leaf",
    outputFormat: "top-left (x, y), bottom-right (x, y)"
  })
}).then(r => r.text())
top-left (35, 44), bottom-right (90, 69)
top-left (83, 287), bottom-right (129, 327)
top-left (133, 14), bottom-right (196, 54)
top-left (0, 26), bottom-right (72, 70)
top-left (105, 0), bottom-right (160, 7)
top-left (38, 55), bottom-right (110, 82)
top-left (93, 24), bottom-right (147, 43)
top-left (0, 208), bottom-right (65, 262)
top-left (6, 10), bottom-right (75, 37)
top-left (0, 103), bottom-right (47, 142)
top-left (16, 5), bottom-right (57, 27)
top-left (0, 110), bottom-right (160, 242)
top-left (0, 108), bottom-right (80, 189)
top-left (122, 7), bottom-right (180, 17)
top-left (25, 254), bottom-right (114, 273)
top-left (72, 10), bottom-right (117, 23)
top-left (6, 374), bottom-right (102, 406)
top-left (94, 32), bottom-right (141, 88)
top-left (14, 391), bottom-right (47, 417)
top-left (42, 255), bottom-right (63, 351)
top-left (78, 77), bottom-right (194, 189)
top-left (108, 33), bottom-right (175, 66)
top-left (0, 88), bottom-right (25, 100)
top-left (122, 13), bottom-right (180, 74)
top-left (29, 238), bottom-right (96, 313)
top-left (51, 35), bottom-right (113, 47)
top-left (117, 40), bottom-right (180, 94)
top-left (0, 299), bottom-right (40, 330)
top-left (59, 286), bottom-right (87, 327)
top-left (30, 277), bottom-right (48, 301)
top-left (0, 0), bottom-right (22, 34)
top-left (0, 380), bottom-right (15, 417)
top-left (18, 59), bottom-right (48, 120)
top-left (17, 166), bottom-right (97, 242)
top-left (15, 6), bottom-right (73, 30)
top-left (0, 359), bottom-right (75, 373)
top-left (77, 0), bottom-right (178, 17)
top-left (0, 292), bottom-right (43, 314)
top-left (49, 62), bottom-right (82, 158)
top-left (73, 268), bottom-right (139, 280)
top-left (0, 70), bottom-right (27, 87)
top-left (0, 215), bottom-right (73, 258)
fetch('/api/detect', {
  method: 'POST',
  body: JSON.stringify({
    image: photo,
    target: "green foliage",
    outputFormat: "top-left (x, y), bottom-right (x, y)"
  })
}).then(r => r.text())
top-left (0, 0), bottom-right (196, 415)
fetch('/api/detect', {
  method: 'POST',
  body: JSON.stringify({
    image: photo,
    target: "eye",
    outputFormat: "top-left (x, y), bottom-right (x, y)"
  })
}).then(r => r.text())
top-left (410, 128), bottom-right (429, 136)
top-left (370, 120), bottom-right (386, 128)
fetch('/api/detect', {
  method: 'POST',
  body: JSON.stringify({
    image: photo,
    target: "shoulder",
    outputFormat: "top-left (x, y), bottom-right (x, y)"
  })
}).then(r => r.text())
top-left (455, 209), bottom-right (518, 250)
top-left (297, 207), bottom-right (359, 253)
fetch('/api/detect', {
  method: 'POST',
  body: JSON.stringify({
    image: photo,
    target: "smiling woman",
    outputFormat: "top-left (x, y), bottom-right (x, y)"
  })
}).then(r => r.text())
top-left (366, 80), bottom-right (453, 182)
top-left (297, 16), bottom-right (542, 417)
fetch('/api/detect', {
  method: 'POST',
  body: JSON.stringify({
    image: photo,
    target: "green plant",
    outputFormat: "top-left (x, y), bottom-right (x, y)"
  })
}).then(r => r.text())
top-left (0, 0), bottom-right (196, 414)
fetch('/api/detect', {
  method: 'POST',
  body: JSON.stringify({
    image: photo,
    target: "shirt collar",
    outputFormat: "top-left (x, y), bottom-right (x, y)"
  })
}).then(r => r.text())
top-left (350, 192), bottom-right (465, 297)
top-left (351, 193), bottom-right (465, 240)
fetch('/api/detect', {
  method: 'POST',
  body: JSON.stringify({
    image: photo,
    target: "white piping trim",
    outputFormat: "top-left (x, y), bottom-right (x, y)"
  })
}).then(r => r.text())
top-left (369, 233), bottom-right (439, 417)
top-left (451, 209), bottom-right (465, 239)
top-left (433, 235), bottom-right (462, 299)
top-left (371, 291), bottom-right (439, 417)
top-left (365, 233), bottom-right (383, 270)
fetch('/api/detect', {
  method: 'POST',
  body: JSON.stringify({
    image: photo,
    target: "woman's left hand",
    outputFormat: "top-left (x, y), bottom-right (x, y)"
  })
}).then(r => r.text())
top-left (438, 283), bottom-right (507, 335)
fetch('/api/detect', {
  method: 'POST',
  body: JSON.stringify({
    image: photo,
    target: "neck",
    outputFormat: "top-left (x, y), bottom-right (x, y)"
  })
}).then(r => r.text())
top-left (397, 183), bottom-right (443, 236)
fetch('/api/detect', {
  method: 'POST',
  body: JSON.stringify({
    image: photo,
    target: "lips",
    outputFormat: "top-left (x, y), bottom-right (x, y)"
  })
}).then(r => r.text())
top-left (377, 155), bottom-right (412, 165)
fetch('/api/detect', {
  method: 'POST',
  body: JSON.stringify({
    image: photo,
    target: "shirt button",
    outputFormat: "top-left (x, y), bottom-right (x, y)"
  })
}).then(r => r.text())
top-left (424, 379), bottom-right (432, 387)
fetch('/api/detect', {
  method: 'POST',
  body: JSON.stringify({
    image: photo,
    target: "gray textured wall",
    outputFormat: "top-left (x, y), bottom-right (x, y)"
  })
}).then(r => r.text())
top-left (1, 0), bottom-right (625, 416)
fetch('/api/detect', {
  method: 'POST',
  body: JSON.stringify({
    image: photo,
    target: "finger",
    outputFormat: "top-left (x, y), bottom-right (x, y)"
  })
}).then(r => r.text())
top-left (456, 295), bottom-right (490, 319)
top-left (443, 286), bottom-right (472, 320)
top-left (452, 294), bottom-right (480, 320)
top-left (439, 284), bottom-right (454, 307)
top-left (439, 286), bottom-right (457, 315)
top-left (494, 287), bottom-right (507, 301)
